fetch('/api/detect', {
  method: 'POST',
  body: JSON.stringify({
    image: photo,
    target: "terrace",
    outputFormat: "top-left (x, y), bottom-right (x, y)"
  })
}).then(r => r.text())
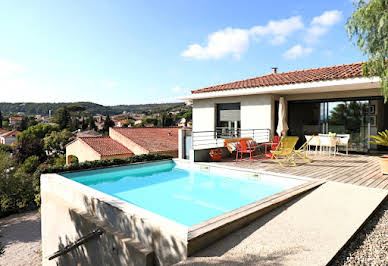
top-left (213, 152), bottom-right (388, 190)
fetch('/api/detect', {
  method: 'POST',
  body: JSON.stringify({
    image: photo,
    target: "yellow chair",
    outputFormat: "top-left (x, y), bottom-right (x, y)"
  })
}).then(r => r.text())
top-left (294, 136), bottom-right (313, 163)
top-left (271, 136), bottom-right (299, 167)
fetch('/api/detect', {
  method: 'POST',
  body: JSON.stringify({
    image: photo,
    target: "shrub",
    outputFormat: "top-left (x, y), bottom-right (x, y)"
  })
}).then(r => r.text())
top-left (39, 153), bottom-right (173, 174)
top-left (0, 144), bottom-right (12, 154)
top-left (0, 152), bottom-right (37, 218)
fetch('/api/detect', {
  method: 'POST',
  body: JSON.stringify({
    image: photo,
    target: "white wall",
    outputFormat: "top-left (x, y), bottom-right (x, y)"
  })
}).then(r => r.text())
top-left (192, 94), bottom-right (273, 133)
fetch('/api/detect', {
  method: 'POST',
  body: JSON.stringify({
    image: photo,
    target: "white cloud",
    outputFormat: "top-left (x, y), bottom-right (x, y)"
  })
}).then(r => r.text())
top-left (250, 16), bottom-right (304, 44)
top-left (182, 16), bottom-right (304, 60)
top-left (311, 10), bottom-right (342, 26)
top-left (283, 45), bottom-right (312, 59)
top-left (182, 28), bottom-right (250, 60)
top-left (305, 10), bottom-right (342, 43)
top-left (0, 59), bottom-right (25, 77)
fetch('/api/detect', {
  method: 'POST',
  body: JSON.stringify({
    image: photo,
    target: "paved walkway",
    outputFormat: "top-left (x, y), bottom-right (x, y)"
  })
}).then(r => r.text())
top-left (0, 211), bottom-right (41, 266)
top-left (177, 182), bottom-right (388, 266)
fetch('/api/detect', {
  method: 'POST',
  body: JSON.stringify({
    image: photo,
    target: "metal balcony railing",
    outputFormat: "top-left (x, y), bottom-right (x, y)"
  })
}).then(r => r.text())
top-left (192, 127), bottom-right (271, 150)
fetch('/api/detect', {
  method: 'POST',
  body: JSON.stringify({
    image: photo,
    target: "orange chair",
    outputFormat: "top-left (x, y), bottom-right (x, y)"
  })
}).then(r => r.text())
top-left (264, 136), bottom-right (281, 158)
top-left (236, 139), bottom-right (256, 162)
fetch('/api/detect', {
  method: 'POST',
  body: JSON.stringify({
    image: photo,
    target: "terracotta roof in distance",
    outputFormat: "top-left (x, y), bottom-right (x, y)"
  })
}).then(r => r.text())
top-left (0, 130), bottom-right (21, 138)
top-left (192, 62), bottom-right (364, 94)
top-left (79, 136), bottom-right (133, 156)
top-left (112, 127), bottom-right (180, 153)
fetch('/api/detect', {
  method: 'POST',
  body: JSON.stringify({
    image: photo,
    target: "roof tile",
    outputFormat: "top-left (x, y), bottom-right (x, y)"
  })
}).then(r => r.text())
top-left (80, 136), bottom-right (133, 156)
top-left (112, 127), bottom-right (179, 153)
top-left (192, 62), bottom-right (364, 94)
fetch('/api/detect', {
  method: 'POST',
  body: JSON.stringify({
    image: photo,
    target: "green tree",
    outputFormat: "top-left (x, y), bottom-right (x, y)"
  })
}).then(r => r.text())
top-left (347, 0), bottom-right (388, 100)
top-left (17, 124), bottom-right (57, 141)
top-left (102, 115), bottom-right (115, 132)
top-left (20, 155), bottom-right (40, 174)
top-left (0, 151), bottom-right (37, 217)
top-left (44, 129), bottom-right (74, 157)
top-left (13, 138), bottom-right (46, 163)
top-left (0, 110), bottom-right (2, 128)
top-left (53, 107), bottom-right (71, 130)
top-left (87, 115), bottom-right (97, 130)
top-left (17, 116), bottom-right (28, 131)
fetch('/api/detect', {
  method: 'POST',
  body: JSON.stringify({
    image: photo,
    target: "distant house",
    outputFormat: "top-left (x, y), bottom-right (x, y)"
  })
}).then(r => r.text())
top-left (0, 130), bottom-right (21, 145)
top-left (9, 116), bottom-right (22, 127)
top-left (66, 127), bottom-right (179, 164)
top-left (109, 127), bottom-right (179, 157)
top-left (65, 136), bottom-right (133, 164)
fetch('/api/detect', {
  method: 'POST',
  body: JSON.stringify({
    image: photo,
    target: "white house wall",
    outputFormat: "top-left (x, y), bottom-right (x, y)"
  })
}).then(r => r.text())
top-left (192, 95), bottom-right (273, 133)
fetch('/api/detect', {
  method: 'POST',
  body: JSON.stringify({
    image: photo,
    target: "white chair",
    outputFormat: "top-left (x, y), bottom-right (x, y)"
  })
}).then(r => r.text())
top-left (305, 135), bottom-right (320, 154)
top-left (336, 134), bottom-right (350, 155)
top-left (319, 134), bottom-right (337, 156)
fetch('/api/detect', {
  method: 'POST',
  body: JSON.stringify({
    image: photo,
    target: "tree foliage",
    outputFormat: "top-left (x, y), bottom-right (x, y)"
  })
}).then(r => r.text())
top-left (53, 107), bottom-right (71, 130)
top-left (102, 115), bottom-right (115, 132)
top-left (347, 0), bottom-right (388, 100)
top-left (13, 138), bottom-right (46, 163)
top-left (0, 152), bottom-right (37, 217)
top-left (44, 130), bottom-right (74, 156)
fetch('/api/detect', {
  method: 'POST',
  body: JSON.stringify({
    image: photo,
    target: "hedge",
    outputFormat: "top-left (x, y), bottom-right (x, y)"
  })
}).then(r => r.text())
top-left (38, 153), bottom-right (173, 174)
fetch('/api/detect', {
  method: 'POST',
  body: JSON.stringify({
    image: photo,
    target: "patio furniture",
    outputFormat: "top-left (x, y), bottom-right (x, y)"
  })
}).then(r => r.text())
top-left (271, 136), bottom-right (299, 167)
top-left (224, 137), bottom-right (252, 153)
top-left (264, 136), bottom-right (281, 158)
top-left (336, 134), bottom-right (350, 155)
top-left (319, 134), bottom-right (338, 156)
top-left (209, 148), bottom-right (222, 161)
top-left (236, 139), bottom-right (256, 162)
top-left (305, 135), bottom-right (320, 154)
top-left (294, 136), bottom-right (313, 163)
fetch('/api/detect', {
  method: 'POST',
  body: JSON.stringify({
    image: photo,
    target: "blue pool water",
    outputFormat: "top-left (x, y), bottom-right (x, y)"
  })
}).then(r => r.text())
top-left (62, 161), bottom-right (288, 226)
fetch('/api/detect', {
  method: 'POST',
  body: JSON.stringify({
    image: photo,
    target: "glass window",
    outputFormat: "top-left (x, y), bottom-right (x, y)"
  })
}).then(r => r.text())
top-left (216, 103), bottom-right (241, 137)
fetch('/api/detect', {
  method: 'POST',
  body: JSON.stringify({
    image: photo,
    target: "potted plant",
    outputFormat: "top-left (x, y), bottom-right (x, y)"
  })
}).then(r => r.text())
top-left (209, 148), bottom-right (222, 161)
top-left (369, 129), bottom-right (388, 174)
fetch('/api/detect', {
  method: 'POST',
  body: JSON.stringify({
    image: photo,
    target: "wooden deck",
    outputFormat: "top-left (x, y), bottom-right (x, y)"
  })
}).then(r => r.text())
top-left (216, 152), bottom-right (388, 190)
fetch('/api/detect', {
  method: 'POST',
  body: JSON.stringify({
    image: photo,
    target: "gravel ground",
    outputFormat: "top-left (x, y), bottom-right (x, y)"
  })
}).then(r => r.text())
top-left (331, 198), bottom-right (388, 266)
top-left (0, 210), bottom-right (41, 266)
top-left (0, 199), bottom-right (386, 266)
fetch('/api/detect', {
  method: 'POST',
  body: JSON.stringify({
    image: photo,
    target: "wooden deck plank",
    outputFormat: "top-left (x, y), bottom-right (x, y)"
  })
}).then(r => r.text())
top-left (217, 153), bottom-right (388, 190)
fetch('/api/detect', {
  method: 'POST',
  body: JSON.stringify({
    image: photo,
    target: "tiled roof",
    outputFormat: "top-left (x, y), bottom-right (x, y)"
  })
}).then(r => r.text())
top-left (112, 127), bottom-right (179, 153)
top-left (79, 136), bottom-right (133, 156)
top-left (192, 62), bottom-right (364, 94)
top-left (0, 130), bottom-right (21, 138)
top-left (0, 129), bottom-right (8, 134)
top-left (9, 116), bottom-right (23, 121)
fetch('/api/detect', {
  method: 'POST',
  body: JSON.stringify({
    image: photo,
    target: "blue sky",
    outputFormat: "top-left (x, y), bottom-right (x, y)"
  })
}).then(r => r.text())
top-left (0, 0), bottom-right (364, 105)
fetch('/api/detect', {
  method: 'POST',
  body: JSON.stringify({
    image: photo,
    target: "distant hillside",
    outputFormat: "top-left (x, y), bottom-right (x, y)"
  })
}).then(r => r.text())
top-left (0, 102), bottom-right (187, 116)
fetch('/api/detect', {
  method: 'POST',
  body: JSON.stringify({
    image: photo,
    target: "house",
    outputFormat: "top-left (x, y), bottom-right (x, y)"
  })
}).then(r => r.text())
top-left (0, 130), bottom-right (21, 145)
top-left (109, 127), bottom-right (179, 157)
top-left (65, 136), bottom-right (133, 164)
top-left (66, 127), bottom-right (179, 164)
top-left (180, 62), bottom-right (383, 160)
top-left (9, 116), bottom-right (22, 127)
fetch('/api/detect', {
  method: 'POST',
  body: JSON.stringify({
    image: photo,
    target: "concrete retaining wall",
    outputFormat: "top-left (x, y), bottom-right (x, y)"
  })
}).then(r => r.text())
top-left (41, 172), bottom-right (188, 266)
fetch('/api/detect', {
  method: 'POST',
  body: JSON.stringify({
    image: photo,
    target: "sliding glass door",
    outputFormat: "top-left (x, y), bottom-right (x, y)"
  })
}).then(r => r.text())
top-left (288, 97), bottom-right (387, 153)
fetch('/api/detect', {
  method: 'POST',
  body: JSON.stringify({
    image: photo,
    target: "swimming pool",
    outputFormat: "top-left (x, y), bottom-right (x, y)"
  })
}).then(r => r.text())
top-left (41, 159), bottom-right (320, 265)
top-left (62, 160), bottom-right (304, 226)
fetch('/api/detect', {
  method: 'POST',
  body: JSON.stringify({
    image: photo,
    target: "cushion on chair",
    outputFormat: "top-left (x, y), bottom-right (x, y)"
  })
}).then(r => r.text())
top-left (246, 140), bottom-right (257, 150)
